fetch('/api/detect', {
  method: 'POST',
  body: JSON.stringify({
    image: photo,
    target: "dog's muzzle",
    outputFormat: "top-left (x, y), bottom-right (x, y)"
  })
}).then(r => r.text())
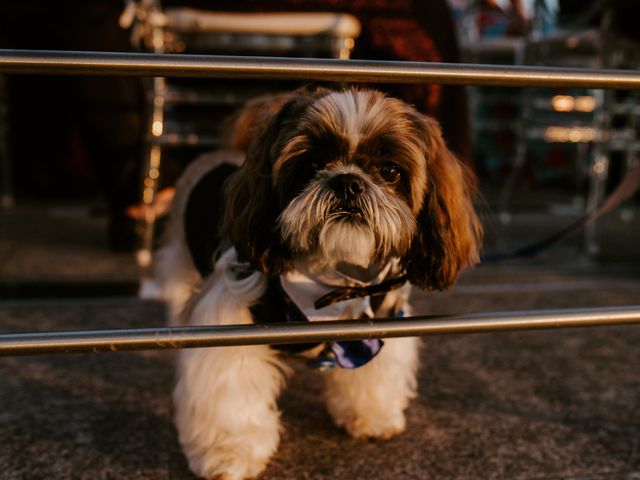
top-left (329, 173), bottom-right (365, 200)
top-left (327, 173), bottom-right (368, 217)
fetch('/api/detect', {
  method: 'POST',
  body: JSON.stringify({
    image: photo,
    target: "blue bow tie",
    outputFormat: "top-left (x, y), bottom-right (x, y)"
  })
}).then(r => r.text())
top-left (327, 338), bottom-right (384, 369)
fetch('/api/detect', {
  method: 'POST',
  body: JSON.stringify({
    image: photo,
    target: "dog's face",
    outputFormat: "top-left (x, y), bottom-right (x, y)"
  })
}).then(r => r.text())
top-left (224, 88), bottom-right (482, 290)
top-left (275, 90), bottom-right (427, 270)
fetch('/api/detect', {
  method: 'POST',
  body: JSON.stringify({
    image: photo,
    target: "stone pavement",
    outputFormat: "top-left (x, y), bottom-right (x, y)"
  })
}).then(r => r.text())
top-left (1, 203), bottom-right (639, 479)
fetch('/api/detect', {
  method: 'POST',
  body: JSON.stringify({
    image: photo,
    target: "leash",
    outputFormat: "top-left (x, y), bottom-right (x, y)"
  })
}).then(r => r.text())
top-left (482, 161), bottom-right (640, 262)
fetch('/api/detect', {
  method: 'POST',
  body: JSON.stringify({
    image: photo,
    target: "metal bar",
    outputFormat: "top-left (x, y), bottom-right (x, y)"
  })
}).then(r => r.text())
top-left (1, 305), bottom-right (639, 357)
top-left (2, 49), bottom-right (640, 89)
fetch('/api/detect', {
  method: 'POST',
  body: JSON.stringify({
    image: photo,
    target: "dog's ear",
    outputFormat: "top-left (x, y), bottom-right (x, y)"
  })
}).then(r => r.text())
top-left (402, 114), bottom-right (483, 290)
top-left (221, 92), bottom-right (293, 153)
top-left (222, 89), bottom-right (323, 274)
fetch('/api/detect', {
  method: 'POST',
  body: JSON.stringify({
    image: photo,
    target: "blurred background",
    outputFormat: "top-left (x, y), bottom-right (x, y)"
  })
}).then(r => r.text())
top-left (2, 3), bottom-right (640, 479)
top-left (0, 0), bottom-right (639, 293)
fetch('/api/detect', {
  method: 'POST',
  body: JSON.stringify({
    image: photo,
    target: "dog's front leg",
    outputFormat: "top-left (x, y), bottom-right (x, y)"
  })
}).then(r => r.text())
top-left (174, 344), bottom-right (288, 480)
top-left (324, 336), bottom-right (420, 440)
top-left (172, 257), bottom-right (290, 480)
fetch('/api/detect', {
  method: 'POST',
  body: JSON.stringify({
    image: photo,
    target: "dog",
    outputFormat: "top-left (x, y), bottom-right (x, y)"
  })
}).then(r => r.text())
top-left (151, 87), bottom-right (482, 480)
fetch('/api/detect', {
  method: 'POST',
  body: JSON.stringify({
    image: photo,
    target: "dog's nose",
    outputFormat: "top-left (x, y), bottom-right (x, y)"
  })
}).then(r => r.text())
top-left (330, 173), bottom-right (365, 198)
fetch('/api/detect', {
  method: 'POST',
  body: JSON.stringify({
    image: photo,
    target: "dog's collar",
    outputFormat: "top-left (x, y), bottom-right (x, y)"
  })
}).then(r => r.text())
top-left (279, 259), bottom-right (404, 321)
top-left (250, 260), bottom-right (407, 370)
top-left (254, 275), bottom-right (386, 370)
top-left (314, 274), bottom-right (408, 309)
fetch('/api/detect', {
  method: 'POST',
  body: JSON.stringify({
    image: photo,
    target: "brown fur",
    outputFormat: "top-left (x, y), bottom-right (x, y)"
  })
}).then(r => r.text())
top-left (222, 88), bottom-right (328, 273)
top-left (221, 92), bottom-right (294, 152)
top-left (402, 114), bottom-right (482, 290)
top-left (222, 87), bottom-right (482, 287)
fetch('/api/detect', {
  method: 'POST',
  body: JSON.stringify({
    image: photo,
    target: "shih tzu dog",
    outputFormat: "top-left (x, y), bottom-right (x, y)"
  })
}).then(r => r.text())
top-left (151, 86), bottom-right (482, 480)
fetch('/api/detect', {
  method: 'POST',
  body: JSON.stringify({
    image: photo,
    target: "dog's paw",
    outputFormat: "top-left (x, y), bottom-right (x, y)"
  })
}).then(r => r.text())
top-left (182, 423), bottom-right (280, 480)
top-left (338, 411), bottom-right (406, 440)
top-left (187, 445), bottom-right (272, 480)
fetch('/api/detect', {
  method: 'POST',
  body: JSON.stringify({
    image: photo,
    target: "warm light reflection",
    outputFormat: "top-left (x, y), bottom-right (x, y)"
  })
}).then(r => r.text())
top-left (551, 95), bottom-right (596, 112)
top-left (574, 96), bottom-right (596, 112)
top-left (592, 158), bottom-right (608, 175)
top-left (551, 95), bottom-right (574, 112)
top-left (152, 120), bottom-right (163, 136)
top-left (544, 126), bottom-right (598, 143)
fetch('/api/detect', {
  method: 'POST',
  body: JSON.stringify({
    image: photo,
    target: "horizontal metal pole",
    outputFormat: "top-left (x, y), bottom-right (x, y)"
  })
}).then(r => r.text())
top-left (1, 305), bottom-right (639, 356)
top-left (1, 49), bottom-right (640, 89)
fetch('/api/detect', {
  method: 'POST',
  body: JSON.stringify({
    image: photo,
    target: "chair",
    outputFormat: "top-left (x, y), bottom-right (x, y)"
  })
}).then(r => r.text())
top-left (484, 0), bottom-right (640, 254)
top-left (121, 1), bottom-right (361, 266)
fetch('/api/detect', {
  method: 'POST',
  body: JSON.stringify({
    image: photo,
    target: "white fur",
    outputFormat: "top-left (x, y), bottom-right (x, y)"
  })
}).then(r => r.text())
top-left (318, 222), bottom-right (375, 267)
top-left (324, 282), bottom-right (419, 439)
top-left (310, 90), bottom-right (390, 152)
top-left (172, 246), bottom-right (419, 479)
top-left (324, 284), bottom-right (419, 439)
top-left (278, 165), bottom-right (416, 267)
top-left (325, 336), bottom-right (420, 439)
top-left (174, 249), bottom-right (292, 480)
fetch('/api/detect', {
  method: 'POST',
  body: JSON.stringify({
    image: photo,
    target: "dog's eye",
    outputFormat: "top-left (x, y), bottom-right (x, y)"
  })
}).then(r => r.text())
top-left (380, 163), bottom-right (401, 184)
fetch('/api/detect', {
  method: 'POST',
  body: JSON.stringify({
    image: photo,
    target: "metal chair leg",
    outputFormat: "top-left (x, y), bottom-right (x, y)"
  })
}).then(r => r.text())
top-left (499, 90), bottom-right (528, 224)
top-left (619, 152), bottom-right (638, 223)
top-left (584, 152), bottom-right (609, 256)
top-left (136, 76), bottom-right (165, 267)
top-left (583, 89), bottom-right (610, 256)
top-left (0, 75), bottom-right (14, 209)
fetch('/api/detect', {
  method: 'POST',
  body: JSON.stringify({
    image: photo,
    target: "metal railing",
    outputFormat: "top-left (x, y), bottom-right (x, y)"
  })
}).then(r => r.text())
top-left (1, 306), bottom-right (640, 356)
top-left (3, 49), bottom-right (640, 88)
top-left (1, 49), bottom-right (639, 356)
